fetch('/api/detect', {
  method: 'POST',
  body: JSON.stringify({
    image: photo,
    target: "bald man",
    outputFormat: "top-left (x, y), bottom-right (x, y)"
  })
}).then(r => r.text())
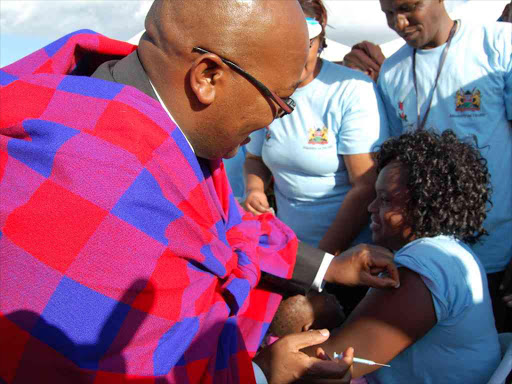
top-left (0, 1), bottom-right (398, 383)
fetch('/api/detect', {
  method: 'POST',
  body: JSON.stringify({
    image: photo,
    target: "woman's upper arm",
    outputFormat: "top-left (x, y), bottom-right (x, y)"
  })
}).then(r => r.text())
top-left (342, 153), bottom-right (377, 187)
top-left (322, 267), bottom-right (437, 378)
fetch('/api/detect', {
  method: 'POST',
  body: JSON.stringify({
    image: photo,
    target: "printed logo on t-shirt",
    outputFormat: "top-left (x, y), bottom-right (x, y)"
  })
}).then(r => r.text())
top-left (397, 101), bottom-right (408, 122)
top-left (455, 88), bottom-right (481, 112)
top-left (307, 127), bottom-right (329, 145)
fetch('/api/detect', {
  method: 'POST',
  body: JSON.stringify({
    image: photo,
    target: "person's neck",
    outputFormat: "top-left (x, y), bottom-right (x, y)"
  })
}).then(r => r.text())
top-left (421, 17), bottom-right (456, 50)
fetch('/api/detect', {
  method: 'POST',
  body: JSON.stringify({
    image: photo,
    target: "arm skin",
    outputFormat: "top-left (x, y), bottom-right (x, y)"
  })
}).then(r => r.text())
top-left (243, 153), bottom-right (273, 215)
top-left (318, 153), bottom-right (377, 255)
top-left (303, 267), bottom-right (436, 379)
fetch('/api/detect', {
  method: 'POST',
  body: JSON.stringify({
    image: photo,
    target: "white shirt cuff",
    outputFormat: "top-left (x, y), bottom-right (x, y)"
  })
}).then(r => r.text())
top-left (252, 361), bottom-right (268, 384)
top-left (311, 252), bottom-right (335, 292)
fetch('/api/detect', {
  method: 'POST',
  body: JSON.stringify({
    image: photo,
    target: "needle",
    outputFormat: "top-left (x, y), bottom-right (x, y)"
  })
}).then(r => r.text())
top-left (332, 352), bottom-right (391, 367)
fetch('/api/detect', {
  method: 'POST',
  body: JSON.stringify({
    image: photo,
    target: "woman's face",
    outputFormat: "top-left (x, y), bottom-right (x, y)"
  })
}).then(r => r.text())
top-left (368, 161), bottom-right (415, 251)
top-left (299, 35), bottom-right (321, 86)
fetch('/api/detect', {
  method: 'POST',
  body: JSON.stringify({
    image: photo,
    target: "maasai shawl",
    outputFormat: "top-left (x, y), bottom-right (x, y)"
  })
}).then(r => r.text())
top-left (0, 30), bottom-right (297, 383)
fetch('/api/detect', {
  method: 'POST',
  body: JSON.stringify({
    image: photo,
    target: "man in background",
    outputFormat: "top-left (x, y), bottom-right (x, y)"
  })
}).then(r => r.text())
top-left (377, 0), bottom-right (512, 332)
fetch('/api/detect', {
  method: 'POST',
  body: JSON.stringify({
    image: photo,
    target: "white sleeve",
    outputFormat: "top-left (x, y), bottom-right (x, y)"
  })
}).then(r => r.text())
top-left (311, 253), bottom-right (335, 292)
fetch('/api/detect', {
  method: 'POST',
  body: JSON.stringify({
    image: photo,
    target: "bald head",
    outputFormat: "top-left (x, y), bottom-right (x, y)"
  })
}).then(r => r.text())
top-left (270, 293), bottom-right (345, 337)
top-left (145, 0), bottom-right (291, 59)
top-left (138, 0), bottom-right (309, 159)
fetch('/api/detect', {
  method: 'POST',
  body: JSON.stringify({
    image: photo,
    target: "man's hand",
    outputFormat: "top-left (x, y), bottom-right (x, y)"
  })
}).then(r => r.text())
top-left (500, 259), bottom-right (512, 307)
top-left (324, 244), bottom-right (399, 289)
top-left (253, 330), bottom-right (353, 384)
top-left (243, 190), bottom-right (272, 215)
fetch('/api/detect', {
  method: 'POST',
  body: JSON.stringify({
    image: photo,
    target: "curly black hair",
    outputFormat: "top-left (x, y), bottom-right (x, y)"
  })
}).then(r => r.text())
top-left (375, 129), bottom-right (491, 244)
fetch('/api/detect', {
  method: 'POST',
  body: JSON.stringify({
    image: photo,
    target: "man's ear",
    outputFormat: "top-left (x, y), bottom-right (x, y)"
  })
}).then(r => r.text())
top-left (189, 55), bottom-right (227, 106)
top-left (302, 321), bottom-right (314, 332)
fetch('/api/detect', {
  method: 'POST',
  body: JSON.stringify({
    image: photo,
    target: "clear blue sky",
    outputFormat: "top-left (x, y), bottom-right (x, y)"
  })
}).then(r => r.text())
top-left (1, 34), bottom-right (53, 67)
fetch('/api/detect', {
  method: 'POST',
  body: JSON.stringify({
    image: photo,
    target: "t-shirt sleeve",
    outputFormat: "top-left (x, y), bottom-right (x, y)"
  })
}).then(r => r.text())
top-left (245, 128), bottom-right (266, 156)
top-left (394, 240), bottom-right (475, 325)
top-left (336, 79), bottom-right (390, 156)
top-left (377, 73), bottom-right (404, 137)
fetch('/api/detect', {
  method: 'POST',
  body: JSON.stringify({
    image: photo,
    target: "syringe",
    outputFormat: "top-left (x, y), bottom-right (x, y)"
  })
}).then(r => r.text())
top-left (333, 352), bottom-right (391, 367)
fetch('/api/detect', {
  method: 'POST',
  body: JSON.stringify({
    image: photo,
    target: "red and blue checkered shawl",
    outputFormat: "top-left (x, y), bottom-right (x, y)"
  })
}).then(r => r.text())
top-left (0, 30), bottom-right (298, 383)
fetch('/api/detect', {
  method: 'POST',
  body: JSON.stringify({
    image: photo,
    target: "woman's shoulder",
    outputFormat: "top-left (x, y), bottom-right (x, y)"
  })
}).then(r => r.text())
top-left (397, 235), bottom-right (469, 258)
top-left (394, 236), bottom-right (482, 286)
top-left (318, 59), bottom-right (376, 87)
top-left (395, 236), bottom-right (487, 323)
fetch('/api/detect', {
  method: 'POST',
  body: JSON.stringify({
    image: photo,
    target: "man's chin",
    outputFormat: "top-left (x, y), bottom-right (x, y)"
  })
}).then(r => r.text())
top-left (223, 145), bottom-right (241, 159)
top-left (223, 137), bottom-right (251, 159)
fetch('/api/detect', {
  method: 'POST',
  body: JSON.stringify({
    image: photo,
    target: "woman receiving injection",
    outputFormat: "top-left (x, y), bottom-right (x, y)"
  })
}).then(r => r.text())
top-left (305, 130), bottom-right (500, 383)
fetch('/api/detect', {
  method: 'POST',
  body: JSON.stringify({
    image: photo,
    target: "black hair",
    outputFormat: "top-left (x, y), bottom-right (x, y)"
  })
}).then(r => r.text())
top-left (375, 129), bottom-right (491, 244)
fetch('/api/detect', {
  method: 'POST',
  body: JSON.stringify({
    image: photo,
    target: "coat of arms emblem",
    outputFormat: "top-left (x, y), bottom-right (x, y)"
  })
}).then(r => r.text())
top-left (455, 88), bottom-right (481, 112)
top-left (308, 127), bottom-right (329, 145)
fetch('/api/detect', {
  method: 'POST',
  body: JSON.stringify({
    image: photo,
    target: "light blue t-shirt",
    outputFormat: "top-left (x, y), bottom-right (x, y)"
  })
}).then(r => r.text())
top-left (224, 145), bottom-right (247, 199)
top-left (246, 60), bottom-right (389, 246)
top-left (366, 236), bottom-right (500, 384)
top-left (377, 20), bottom-right (512, 273)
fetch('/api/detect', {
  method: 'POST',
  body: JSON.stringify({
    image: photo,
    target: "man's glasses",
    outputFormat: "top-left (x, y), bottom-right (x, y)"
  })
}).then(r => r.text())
top-left (192, 47), bottom-right (295, 118)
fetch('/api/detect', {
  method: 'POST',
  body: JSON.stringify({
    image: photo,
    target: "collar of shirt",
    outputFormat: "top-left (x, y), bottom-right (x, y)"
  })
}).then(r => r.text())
top-left (149, 79), bottom-right (195, 154)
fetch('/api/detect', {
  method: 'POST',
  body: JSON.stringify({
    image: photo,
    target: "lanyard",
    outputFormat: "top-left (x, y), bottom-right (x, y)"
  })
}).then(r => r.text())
top-left (412, 20), bottom-right (459, 130)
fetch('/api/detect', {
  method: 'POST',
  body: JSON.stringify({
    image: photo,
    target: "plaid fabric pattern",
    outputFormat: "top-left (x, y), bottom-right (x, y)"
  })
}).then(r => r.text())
top-left (0, 30), bottom-right (298, 383)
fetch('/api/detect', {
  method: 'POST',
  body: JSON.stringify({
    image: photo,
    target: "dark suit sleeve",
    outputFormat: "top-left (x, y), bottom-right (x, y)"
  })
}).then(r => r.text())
top-left (258, 242), bottom-right (325, 296)
top-left (290, 242), bottom-right (326, 288)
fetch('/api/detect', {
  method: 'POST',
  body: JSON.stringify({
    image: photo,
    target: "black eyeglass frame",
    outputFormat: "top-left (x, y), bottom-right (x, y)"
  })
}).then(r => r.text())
top-left (192, 46), bottom-right (295, 117)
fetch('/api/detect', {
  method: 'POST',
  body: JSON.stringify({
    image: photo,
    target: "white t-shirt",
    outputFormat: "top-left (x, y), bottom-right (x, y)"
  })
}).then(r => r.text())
top-left (366, 236), bottom-right (500, 384)
top-left (378, 20), bottom-right (512, 273)
top-left (247, 60), bottom-right (389, 246)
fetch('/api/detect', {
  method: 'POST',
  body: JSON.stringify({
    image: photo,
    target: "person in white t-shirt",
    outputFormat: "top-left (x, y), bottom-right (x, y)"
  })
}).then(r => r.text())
top-left (377, 0), bottom-right (512, 332)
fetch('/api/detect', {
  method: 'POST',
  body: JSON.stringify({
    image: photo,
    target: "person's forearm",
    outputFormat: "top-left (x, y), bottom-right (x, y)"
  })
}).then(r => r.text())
top-left (244, 156), bottom-right (272, 194)
top-left (318, 184), bottom-right (375, 255)
top-left (303, 268), bottom-right (435, 378)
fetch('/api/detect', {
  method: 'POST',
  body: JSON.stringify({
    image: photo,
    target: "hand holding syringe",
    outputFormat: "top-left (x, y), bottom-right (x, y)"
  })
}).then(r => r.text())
top-left (333, 352), bottom-right (390, 367)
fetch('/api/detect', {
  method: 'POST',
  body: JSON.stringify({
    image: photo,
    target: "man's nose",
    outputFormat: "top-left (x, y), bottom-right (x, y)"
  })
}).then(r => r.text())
top-left (393, 14), bottom-right (409, 32)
